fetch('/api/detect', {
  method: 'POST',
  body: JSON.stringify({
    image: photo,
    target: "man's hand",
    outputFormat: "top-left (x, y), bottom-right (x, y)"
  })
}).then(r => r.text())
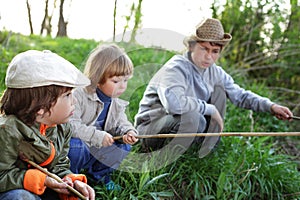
top-left (211, 107), bottom-right (224, 132)
top-left (271, 104), bottom-right (293, 121)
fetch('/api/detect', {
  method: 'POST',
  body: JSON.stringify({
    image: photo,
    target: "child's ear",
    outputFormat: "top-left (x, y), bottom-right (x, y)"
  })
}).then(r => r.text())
top-left (37, 109), bottom-right (45, 116)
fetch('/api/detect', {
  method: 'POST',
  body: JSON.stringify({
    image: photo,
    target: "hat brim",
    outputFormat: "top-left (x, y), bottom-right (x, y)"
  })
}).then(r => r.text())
top-left (189, 33), bottom-right (232, 46)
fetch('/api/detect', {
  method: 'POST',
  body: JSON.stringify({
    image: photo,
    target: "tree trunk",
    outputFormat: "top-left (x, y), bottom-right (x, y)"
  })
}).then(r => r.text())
top-left (113, 0), bottom-right (118, 41)
top-left (122, 3), bottom-right (135, 42)
top-left (26, 0), bottom-right (34, 34)
top-left (40, 0), bottom-right (52, 36)
top-left (56, 0), bottom-right (67, 37)
top-left (130, 0), bottom-right (143, 43)
top-left (283, 0), bottom-right (300, 43)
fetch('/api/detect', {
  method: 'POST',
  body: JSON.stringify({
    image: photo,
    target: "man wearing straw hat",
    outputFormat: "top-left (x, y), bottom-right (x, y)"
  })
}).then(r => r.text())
top-left (134, 18), bottom-right (293, 156)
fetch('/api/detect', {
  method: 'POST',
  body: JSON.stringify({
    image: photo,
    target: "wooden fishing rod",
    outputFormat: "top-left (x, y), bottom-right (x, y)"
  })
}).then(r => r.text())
top-left (291, 116), bottom-right (300, 120)
top-left (20, 158), bottom-right (87, 200)
top-left (113, 132), bottom-right (300, 140)
top-left (26, 159), bottom-right (87, 200)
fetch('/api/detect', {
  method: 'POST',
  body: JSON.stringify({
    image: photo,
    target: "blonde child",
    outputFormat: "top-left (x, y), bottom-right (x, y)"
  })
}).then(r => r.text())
top-left (68, 44), bottom-right (138, 191)
top-left (0, 50), bottom-right (95, 200)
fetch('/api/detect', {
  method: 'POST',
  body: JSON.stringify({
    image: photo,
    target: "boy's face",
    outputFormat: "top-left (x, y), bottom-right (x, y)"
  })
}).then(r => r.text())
top-left (190, 42), bottom-right (221, 69)
top-left (98, 75), bottom-right (131, 98)
top-left (37, 90), bottom-right (75, 125)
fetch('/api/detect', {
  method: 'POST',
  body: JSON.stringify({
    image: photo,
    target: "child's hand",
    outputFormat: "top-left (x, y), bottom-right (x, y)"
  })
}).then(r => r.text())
top-left (123, 131), bottom-right (138, 145)
top-left (44, 175), bottom-right (71, 195)
top-left (48, 176), bottom-right (95, 200)
top-left (102, 133), bottom-right (114, 147)
top-left (74, 180), bottom-right (95, 200)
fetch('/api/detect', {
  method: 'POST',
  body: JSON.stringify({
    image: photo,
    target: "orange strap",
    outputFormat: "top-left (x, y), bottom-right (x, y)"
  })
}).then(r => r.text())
top-left (39, 143), bottom-right (56, 167)
top-left (38, 124), bottom-right (56, 167)
top-left (39, 124), bottom-right (49, 136)
top-left (40, 123), bottom-right (56, 135)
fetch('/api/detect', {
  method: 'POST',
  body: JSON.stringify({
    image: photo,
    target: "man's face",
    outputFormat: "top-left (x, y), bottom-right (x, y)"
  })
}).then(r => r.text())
top-left (190, 42), bottom-right (221, 69)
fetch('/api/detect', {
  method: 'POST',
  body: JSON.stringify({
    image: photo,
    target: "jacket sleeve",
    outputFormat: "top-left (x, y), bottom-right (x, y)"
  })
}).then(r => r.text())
top-left (0, 123), bottom-right (44, 193)
top-left (69, 88), bottom-right (107, 148)
top-left (23, 169), bottom-right (47, 195)
top-left (220, 67), bottom-right (273, 112)
top-left (109, 99), bottom-right (138, 136)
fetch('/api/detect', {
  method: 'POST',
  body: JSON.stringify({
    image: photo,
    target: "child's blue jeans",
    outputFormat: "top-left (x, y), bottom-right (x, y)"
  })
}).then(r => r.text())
top-left (0, 188), bottom-right (59, 200)
top-left (0, 189), bottom-right (40, 200)
top-left (68, 137), bottom-right (131, 184)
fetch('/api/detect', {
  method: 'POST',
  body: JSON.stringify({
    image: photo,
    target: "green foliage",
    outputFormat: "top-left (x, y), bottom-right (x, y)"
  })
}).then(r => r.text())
top-left (94, 137), bottom-right (300, 199)
top-left (212, 0), bottom-right (300, 132)
top-left (0, 47), bottom-right (12, 91)
top-left (0, 31), bottom-right (98, 91)
top-left (0, 31), bottom-right (98, 69)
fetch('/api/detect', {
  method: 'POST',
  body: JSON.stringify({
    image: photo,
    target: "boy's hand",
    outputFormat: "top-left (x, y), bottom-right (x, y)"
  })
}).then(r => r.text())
top-left (123, 131), bottom-right (138, 145)
top-left (48, 176), bottom-right (95, 200)
top-left (102, 133), bottom-right (114, 147)
top-left (74, 180), bottom-right (95, 200)
top-left (44, 175), bottom-right (71, 195)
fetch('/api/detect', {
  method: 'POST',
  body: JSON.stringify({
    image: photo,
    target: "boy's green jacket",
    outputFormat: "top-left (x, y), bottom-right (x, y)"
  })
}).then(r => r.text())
top-left (0, 115), bottom-right (73, 195)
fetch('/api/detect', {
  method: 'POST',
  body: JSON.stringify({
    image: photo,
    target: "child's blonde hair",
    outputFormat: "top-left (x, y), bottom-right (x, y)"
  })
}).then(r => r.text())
top-left (84, 44), bottom-right (134, 93)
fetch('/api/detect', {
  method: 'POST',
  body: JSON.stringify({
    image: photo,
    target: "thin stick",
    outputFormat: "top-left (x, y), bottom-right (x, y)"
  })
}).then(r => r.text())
top-left (113, 132), bottom-right (300, 140)
top-left (291, 116), bottom-right (300, 120)
top-left (25, 160), bottom-right (87, 200)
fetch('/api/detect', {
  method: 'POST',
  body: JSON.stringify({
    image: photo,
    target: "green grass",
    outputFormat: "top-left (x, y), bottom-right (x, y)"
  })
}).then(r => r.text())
top-left (1, 31), bottom-right (300, 199)
top-left (94, 137), bottom-right (300, 199)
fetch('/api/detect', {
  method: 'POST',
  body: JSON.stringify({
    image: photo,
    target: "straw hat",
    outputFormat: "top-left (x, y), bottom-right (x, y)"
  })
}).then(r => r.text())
top-left (187, 18), bottom-right (232, 46)
top-left (6, 50), bottom-right (90, 88)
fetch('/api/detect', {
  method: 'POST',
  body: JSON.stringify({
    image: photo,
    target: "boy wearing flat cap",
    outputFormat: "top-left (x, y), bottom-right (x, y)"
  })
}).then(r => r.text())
top-left (0, 50), bottom-right (95, 200)
top-left (135, 18), bottom-right (293, 156)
